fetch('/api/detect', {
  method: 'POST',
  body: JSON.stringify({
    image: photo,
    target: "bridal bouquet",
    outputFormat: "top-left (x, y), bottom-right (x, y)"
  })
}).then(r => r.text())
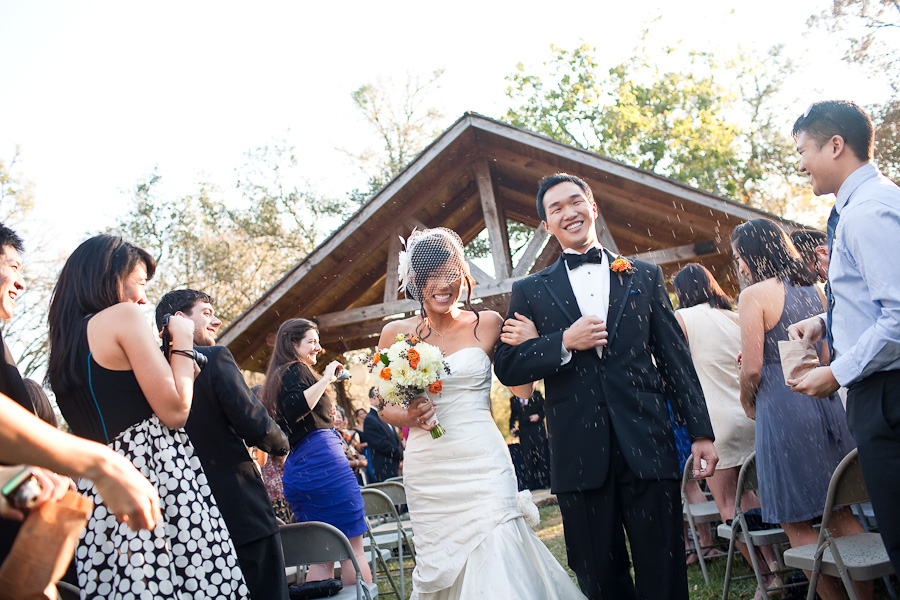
top-left (371, 333), bottom-right (450, 439)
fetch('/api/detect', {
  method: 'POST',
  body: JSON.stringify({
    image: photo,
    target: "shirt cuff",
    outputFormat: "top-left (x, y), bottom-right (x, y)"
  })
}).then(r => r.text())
top-left (830, 355), bottom-right (859, 388)
top-left (561, 342), bottom-right (572, 365)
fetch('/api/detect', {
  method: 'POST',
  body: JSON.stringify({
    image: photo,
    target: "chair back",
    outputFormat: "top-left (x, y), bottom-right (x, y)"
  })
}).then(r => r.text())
top-left (734, 452), bottom-right (760, 508)
top-left (280, 521), bottom-right (357, 568)
top-left (827, 449), bottom-right (868, 510)
top-left (365, 481), bottom-right (406, 507)
top-left (361, 488), bottom-right (401, 521)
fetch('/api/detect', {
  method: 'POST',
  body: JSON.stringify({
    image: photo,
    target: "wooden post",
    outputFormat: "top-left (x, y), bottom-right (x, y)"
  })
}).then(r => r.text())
top-left (474, 160), bottom-right (512, 279)
top-left (384, 232), bottom-right (403, 303)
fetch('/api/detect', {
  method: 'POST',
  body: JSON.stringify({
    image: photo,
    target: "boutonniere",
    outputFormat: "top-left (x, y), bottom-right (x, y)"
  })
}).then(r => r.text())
top-left (610, 255), bottom-right (636, 275)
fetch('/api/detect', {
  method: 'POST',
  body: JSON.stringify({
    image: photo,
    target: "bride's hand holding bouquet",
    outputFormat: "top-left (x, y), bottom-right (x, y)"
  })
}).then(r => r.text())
top-left (371, 333), bottom-right (450, 439)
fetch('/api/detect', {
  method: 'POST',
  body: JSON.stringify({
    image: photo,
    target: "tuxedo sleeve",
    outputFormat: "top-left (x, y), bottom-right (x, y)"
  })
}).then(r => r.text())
top-left (646, 266), bottom-right (714, 441)
top-left (494, 280), bottom-right (574, 386)
top-left (209, 347), bottom-right (290, 456)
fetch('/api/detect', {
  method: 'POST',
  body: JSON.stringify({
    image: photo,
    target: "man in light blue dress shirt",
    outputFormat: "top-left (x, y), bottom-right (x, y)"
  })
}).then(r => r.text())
top-left (788, 100), bottom-right (900, 574)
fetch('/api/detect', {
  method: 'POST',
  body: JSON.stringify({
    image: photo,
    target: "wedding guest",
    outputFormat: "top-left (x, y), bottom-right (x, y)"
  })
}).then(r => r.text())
top-left (789, 99), bottom-right (900, 577)
top-left (732, 219), bottom-right (868, 600)
top-left (48, 235), bottom-right (249, 599)
top-left (155, 289), bottom-right (290, 600)
top-left (789, 228), bottom-right (828, 282)
top-left (259, 318), bottom-right (371, 586)
top-left (354, 406), bottom-right (375, 483)
top-left (254, 385), bottom-right (296, 524)
top-left (508, 389), bottom-right (550, 490)
top-left (363, 389), bottom-right (403, 483)
top-left (23, 379), bottom-right (58, 428)
top-left (333, 405), bottom-right (368, 484)
top-left (673, 264), bottom-right (777, 591)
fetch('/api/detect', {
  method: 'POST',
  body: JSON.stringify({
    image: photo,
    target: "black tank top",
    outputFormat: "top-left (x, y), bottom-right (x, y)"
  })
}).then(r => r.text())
top-left (55, 316), bottom-right (155, 444)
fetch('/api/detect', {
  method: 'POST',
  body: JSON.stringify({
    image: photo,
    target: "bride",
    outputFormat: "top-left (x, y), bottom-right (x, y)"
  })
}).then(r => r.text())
top-left (378, 228), bottom-right (585, 600)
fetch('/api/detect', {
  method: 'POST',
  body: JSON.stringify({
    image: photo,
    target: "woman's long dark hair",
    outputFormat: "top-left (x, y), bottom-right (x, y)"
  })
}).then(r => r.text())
top-left (260, 318), bottom-right (328, 421)
top-left (730, 219), bottom-right (817, 287)
top-left (405, 235), bottom-right (481, 340)
top-left (673, 263), bottom-right (733, 310)
top-left (47, 235), bottom-right (156, 394)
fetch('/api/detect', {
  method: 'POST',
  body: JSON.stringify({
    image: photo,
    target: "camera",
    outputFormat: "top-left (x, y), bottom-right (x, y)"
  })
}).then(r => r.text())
top-left (335, 366), bottom-right (351, 382)
top-left (160, 313), bottom-right (208, 369)
top-left (2, 467), bottom-right (41, 510)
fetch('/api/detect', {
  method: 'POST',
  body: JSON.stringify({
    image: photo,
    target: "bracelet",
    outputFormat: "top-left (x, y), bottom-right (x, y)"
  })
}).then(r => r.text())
top-left (170, 349), bottom-right (194, 360)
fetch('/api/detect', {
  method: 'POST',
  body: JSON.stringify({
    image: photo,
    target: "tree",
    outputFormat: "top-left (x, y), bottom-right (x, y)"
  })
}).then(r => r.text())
top-left (115, 141), bottom-right (345, 326)
top-left (809, 0), bottom-right (900, 181)
top-left (504, 42), bottom-right (820, 219)
top-left (0, 147), bottom-right (61, 377)
top-left (344, 70), bottom-right (447, 206)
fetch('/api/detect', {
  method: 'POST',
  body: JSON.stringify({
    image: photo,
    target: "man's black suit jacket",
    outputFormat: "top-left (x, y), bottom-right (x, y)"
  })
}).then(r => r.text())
top-left (188, 346), bottom-right (289, 546)
top-left (363, 408), bottom-right (403, 483)
top-left (494, 252), bottom-right (713, 494)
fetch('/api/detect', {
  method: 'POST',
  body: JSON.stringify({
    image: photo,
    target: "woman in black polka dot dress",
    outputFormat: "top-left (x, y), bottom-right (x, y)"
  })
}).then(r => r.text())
top-left (48, 235), bottom-right (249, 599)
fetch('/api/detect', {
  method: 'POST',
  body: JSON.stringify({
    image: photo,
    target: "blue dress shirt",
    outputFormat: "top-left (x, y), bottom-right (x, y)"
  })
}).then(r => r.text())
top-left (829, 163), bottom-right (900, 386)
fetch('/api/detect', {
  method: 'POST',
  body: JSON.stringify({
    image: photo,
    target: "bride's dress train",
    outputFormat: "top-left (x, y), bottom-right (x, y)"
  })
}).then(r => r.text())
top-left (403, 347), bottom-right (585, 599)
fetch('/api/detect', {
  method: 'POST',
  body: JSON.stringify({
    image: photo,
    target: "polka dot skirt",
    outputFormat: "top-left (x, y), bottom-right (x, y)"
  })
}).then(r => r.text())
top-left (75, 416), bottom-right (249, 599)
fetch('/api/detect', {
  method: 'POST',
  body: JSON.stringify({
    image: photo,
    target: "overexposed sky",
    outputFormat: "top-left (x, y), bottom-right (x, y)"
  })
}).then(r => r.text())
top-left (0, 0), bottom-right (891, 260)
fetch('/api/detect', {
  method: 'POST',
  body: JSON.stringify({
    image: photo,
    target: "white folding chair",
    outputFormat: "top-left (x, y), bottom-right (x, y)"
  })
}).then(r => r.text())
top-left (362, 487), bottom-right (414, 598)
top-left (279, 521), bottom-right (378, 600)
top-left (783, 448), bottom-right (895, 600)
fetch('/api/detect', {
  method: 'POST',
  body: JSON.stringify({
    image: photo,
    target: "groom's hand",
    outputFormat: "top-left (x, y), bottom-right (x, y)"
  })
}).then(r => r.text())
top-left (562, 316), bottom-right (608, 351)
top-left (690, 438), bottom-right (718, 478)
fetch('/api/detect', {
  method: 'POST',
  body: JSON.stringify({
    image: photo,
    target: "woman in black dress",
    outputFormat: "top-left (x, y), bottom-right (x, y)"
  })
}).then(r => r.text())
top-left (48, 235), bottom-right (248, 600)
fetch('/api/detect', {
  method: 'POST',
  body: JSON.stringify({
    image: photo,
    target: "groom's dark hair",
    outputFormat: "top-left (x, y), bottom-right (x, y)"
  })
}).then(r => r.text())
top-left (536, 173), bottom-right (594, 221)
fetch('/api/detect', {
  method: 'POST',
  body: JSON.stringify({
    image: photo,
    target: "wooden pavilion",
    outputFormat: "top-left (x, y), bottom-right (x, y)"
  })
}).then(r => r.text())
top-left (219, 112), bottom-right (789, 372)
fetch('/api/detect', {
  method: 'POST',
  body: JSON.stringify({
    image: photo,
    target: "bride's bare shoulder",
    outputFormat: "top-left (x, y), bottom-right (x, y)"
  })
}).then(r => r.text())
top-left (380, 316), bottom-right (418, 343)
top-left (477, 310), bottom-right (504, 329)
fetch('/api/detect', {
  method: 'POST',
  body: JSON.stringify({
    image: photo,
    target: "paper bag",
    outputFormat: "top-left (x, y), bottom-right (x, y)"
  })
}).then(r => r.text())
top-left (778, 339), bottom-right (820, 385)
top-left (0, 490), bottom-right (93, 600)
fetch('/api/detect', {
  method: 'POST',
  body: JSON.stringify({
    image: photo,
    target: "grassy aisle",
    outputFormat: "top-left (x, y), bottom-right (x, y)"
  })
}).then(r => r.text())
top-left (378, 503), bottom-right (895, 599)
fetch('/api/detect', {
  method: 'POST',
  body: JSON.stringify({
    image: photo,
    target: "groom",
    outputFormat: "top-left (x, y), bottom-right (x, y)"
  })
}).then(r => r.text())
top-left (494, 173), bottom-right (717, 600)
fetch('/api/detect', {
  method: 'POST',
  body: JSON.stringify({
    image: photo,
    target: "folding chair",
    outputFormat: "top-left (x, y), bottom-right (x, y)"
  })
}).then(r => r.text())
top-left (279, 521), bottom-right (378, 600)
top-left (682, 455), bottom-right (723, 584)
top-left (365, 481), bottom-right (413, 532)
top-left (362, 488), bottom-right (415, 598)
top-left (783, 448), bottom-right (896, 600)
top-left (718, 452), bottom-right (793, 599)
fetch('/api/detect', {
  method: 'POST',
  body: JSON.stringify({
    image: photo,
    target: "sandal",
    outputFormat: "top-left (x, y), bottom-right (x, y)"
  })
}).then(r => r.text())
top-left (685, 549), bottom-right (698, 566)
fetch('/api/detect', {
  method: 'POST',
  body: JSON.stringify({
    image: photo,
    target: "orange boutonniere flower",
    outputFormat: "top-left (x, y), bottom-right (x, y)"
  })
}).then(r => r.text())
top-left (380, 367), bottom-right (392, 380)
top-left (428, 381), bottom-right (443, 394)
top-left (407, 348), bottom-right (420, 370)
top-left (610, 256), bottom-right (636, 275)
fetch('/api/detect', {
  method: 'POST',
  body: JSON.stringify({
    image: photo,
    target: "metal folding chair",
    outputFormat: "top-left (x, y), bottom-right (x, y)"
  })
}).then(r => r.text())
top-left (279, 521), bottom-right (377, 600)
top-left (361, 487), bottom-right (414, 598)
top-left (783, 448), bottom-right (896, 600)
top-left (682, 454), bottom-right (723, 584)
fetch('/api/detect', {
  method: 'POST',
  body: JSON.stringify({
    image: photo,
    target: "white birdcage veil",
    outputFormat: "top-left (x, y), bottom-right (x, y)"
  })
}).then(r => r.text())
top-left (398, 228), bottom-right (470, 304)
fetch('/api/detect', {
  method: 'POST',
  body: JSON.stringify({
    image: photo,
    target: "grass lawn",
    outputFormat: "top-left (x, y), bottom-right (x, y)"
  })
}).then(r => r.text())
top-left (377, 502), bottom-right (896, 599)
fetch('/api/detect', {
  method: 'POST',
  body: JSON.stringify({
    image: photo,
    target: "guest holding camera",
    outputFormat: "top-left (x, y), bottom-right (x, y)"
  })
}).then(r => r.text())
top-left (259, 318), bottom-right (371, 586)
top-left (48, 235), bottom-right (249, 599)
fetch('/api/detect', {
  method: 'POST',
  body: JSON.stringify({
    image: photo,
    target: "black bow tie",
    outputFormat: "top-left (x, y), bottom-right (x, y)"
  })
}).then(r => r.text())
top-left (563, 248), bottom-right (604, 270)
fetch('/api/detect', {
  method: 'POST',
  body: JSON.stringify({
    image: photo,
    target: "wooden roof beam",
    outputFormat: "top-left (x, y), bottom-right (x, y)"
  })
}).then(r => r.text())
top-left (629, 240), bottom-right (721, 265)
top-left (474, 160), bottom-right (512, 279)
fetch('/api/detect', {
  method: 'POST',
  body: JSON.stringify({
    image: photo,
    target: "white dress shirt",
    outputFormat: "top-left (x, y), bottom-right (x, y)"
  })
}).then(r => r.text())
top-left (561, 244), bottom-right (609, 361)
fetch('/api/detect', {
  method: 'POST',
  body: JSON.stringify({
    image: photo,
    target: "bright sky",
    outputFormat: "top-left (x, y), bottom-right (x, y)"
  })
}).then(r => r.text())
top-left (0, 0), bottom-right (891, 262)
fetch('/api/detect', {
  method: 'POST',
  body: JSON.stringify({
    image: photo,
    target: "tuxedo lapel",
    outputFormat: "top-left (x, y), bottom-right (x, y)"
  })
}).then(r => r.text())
top-left (540, 258), bottom-right (581, 325)
top-left (603, 248), bottom-right (634, 350)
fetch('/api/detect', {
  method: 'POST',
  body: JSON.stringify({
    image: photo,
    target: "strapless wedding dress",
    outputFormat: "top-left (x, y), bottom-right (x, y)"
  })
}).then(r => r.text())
top-left (403, 347), bottom-right (585, 599)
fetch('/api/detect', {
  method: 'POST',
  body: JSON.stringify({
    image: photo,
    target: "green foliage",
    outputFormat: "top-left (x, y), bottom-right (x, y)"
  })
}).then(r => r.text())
top-left (505, 42), bottom-right (816, 217)
top-left (809, 0), bottom-right (900, 183)
top-left (0, 147), bottom-right (59, 377)
top-left (114, 141), bottom-right (344, 325)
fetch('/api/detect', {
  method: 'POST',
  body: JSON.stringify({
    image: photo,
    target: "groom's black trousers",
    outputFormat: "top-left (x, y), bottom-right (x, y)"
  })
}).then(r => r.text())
top-left (556, 429), bottom-right (688, 600)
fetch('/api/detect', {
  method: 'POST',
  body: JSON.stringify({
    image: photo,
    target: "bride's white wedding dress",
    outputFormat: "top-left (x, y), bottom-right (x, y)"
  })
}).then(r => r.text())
top-left (403, 347), bottom-right (585, 600)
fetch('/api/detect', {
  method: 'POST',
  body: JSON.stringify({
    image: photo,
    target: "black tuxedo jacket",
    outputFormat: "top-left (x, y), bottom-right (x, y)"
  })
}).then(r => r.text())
top-left (363, 409), bottom-right (403, 482)
top-left (494, 251), bottom-right (713, 494)
top-left (187, 346), bottom-right (289, 546)
top-left (509, 391), bottom-right (545, 432)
